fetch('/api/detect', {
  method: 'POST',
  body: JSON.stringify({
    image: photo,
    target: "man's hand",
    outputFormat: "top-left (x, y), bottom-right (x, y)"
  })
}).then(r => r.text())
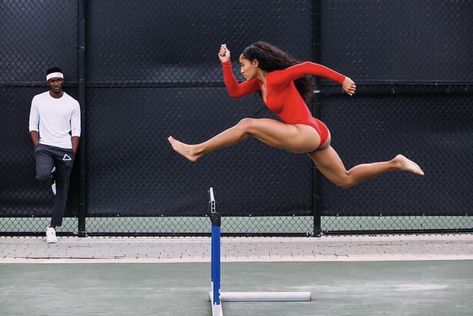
top-left (30, 131), bottom-right (39, 148)
top-left (71, 136), bottom-right (80, 155)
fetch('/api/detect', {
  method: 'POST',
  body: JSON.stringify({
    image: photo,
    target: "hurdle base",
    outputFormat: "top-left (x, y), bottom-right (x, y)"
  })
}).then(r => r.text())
top-left (211, 302), bottom-right (223, 316)
top-left (209, 289), bottom-right (223, 316)
top-left (209, 291), bottom-right (311, 302)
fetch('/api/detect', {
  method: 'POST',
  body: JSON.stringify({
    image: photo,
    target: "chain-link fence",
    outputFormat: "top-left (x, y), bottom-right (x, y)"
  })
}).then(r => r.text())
top-left (1, 0), bottom-right (472, 236)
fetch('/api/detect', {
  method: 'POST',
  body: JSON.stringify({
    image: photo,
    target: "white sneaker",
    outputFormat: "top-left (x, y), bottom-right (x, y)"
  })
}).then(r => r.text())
top-left (46, 227), bottom-right (58, 243)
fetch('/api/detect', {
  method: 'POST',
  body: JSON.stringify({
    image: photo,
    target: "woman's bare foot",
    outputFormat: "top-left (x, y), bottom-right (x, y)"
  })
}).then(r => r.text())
top-left (168, 136), bottom-right (202, 162)
top-left (394, 154), bottom-right (425, 176)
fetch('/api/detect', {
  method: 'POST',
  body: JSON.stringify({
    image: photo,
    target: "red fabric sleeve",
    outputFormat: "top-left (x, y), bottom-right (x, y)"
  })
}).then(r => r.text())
top-left (221, 61), bottom-right (260, 98)
top-left (271, 61), bottom-right (346, 85)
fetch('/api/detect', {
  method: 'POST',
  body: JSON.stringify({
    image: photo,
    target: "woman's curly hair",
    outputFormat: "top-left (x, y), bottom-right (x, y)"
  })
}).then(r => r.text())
top-left (241, 41), bottom-right (315, 101)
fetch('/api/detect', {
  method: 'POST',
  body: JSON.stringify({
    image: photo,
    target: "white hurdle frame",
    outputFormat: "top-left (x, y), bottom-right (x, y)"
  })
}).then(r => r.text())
top-left (208, 187), bottom-right (311, 316)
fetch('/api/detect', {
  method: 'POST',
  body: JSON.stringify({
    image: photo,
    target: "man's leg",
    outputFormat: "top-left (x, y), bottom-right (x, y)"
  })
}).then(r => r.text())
top-left (50, 148), bottom-right (74, 228)
top-left (35, 145), bottom-right (60, 243)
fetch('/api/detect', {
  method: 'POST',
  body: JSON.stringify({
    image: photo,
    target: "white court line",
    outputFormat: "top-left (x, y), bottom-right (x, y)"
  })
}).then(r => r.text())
top-left (2, 254), bottom-right (473, 264)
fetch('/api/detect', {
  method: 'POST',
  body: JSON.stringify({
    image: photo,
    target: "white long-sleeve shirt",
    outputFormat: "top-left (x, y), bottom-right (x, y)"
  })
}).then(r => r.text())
top-left (29, 91), bottom-right (81, 149)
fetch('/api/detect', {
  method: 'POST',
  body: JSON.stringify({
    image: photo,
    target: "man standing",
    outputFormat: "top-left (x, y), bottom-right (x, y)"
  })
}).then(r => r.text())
top-left (29, 67), bottom-right (81, 243)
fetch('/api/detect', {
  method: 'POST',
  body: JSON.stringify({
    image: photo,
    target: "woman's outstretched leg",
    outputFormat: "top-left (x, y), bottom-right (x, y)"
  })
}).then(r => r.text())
top-left (168, 123), bottom-right (250, 162)
top-left (308, 146), bottom-right (424, 189)
top-left (169, 118), bottom-right (321, 161)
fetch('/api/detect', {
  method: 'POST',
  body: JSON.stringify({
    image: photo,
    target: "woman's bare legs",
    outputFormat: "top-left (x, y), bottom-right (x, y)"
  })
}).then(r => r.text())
top-left (308, 146), bottom-right (424, 189)
top-left (169, 118), bottom-right (424, 187)
top-left (168, 118), bottom-right (321, 161)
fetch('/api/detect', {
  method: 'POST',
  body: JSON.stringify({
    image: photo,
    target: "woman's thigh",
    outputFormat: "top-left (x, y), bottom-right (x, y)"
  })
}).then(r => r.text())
top-left (308, 145), bottom-right (350, 186)
top-left (245, 118), bottom-right (321, 153)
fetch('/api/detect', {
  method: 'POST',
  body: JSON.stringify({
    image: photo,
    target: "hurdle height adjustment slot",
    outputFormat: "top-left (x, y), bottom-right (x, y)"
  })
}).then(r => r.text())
top-left (208, 187), bottom-right (311, 316)
top-left (209, 187), bottom-right (220, 227)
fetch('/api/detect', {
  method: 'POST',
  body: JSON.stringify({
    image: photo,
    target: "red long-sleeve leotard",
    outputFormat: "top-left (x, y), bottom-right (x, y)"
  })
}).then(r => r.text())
top-left (221, 61), bottom-right (346, 145)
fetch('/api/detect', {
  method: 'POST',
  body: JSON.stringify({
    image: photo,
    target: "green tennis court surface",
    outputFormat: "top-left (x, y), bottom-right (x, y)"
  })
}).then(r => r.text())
top-left (1, 260), bottom-right (472, 316)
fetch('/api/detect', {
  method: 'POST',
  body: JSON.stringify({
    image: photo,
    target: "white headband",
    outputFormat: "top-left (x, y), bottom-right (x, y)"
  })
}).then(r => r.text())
top-left (46, 72), bottom-right (64, 81)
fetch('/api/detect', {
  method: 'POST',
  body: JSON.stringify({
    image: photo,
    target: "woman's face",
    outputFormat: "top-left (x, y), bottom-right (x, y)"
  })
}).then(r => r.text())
top-left (239, 55), bottom-right (259, 80)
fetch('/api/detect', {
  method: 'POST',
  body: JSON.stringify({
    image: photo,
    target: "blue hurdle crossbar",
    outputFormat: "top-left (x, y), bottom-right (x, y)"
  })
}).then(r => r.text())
top-left (208, 187), bottom-right (311, 316)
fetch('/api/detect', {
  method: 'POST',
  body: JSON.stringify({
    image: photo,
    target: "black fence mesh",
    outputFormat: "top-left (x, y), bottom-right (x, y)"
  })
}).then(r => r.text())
top-left (1, 0), bottom-right (472, 235)
top-left (320, 93), bottom-right (473, 216)
top-left (321, 0), bottom-right (473, 82)
top-left (86, 0), bottom-right (312, 84)
top-left (0, 0), bottom-right (78, 84)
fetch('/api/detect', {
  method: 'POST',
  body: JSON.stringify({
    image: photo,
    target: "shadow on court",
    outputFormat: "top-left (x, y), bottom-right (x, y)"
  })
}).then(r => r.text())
top-left (0, 260), bottom-right (472, 316)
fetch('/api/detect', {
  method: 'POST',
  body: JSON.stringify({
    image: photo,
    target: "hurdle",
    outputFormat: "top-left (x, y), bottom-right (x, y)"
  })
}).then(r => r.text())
top-left (208, 187), bottom-right (311, 316)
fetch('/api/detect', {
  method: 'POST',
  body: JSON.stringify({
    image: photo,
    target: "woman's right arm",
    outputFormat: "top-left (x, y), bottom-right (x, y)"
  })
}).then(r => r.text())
top-left (219, 44), bottom-right (259, 98)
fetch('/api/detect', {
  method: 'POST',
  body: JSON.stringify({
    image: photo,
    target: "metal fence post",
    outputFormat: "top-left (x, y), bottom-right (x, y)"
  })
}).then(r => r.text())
top-left (78, 0), bottom-right (87, 237)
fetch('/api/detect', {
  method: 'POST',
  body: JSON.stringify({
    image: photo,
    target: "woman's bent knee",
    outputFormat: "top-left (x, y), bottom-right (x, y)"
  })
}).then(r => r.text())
top-left (334, 175), bottom-right (356, 189)
top-left (236, 118), bottom-right (255, 133)
top-left (237, 118), bottom-right (254, 127)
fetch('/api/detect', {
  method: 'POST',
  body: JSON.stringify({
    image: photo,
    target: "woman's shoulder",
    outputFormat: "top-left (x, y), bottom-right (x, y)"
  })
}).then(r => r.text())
top-left (271, 62), bottom-right (311, 74)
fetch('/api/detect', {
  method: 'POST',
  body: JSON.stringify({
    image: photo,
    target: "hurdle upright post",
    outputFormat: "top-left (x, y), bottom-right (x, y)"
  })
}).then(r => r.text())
top-left (208, 187), bottom-right (223, 316)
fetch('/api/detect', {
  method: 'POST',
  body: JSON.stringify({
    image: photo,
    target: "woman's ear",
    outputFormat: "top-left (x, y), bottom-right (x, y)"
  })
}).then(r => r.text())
top-left (252, 59), bottom-right (259, 68)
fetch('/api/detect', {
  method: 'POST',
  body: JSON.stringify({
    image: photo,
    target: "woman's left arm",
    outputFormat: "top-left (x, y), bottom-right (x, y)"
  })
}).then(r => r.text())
top-left (279, 62), bottom-right (356, 95)
top-left (283, 62), bottom-right (345, 83)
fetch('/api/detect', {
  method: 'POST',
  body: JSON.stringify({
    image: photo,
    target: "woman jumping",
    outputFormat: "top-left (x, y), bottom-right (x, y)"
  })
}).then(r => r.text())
top-left (168, 41), bottom-right (424, 188)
